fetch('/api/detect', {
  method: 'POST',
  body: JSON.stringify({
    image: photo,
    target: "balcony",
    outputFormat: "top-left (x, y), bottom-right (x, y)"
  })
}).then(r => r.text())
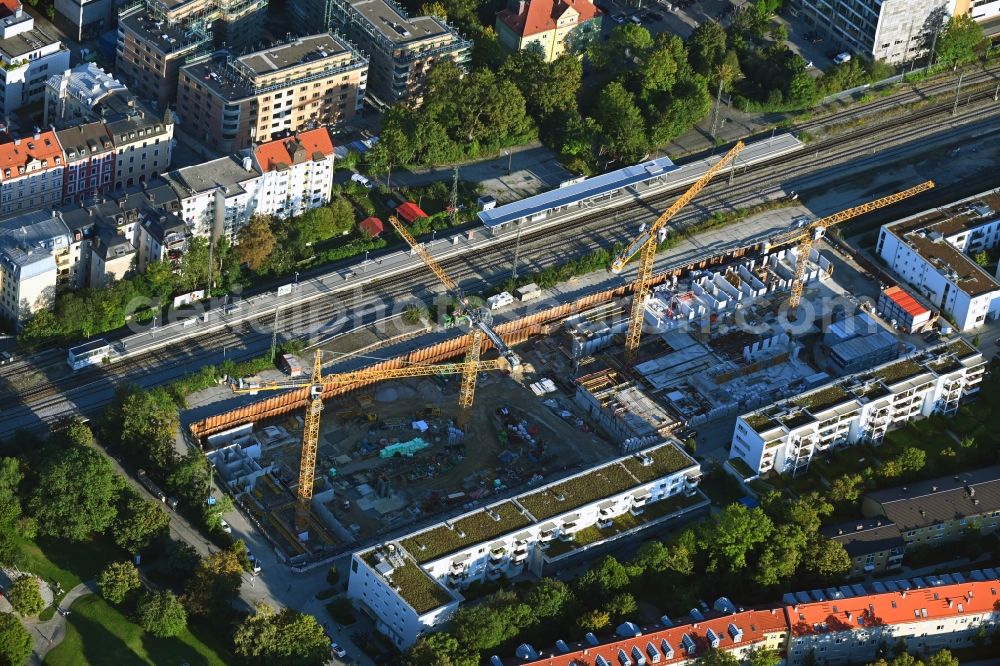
top-left (488, 545), bottom-right (507, 565)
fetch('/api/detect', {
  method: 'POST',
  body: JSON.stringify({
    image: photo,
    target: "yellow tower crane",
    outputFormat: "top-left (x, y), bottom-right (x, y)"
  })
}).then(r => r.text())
top-left (387, 215), bottom-right (519, 410)
top-left (232, 349), bottom-right (507, 532)
top-left (786, 180), bottom-right (935, 314)
top-left (611, 141), bottom-right (746, 363)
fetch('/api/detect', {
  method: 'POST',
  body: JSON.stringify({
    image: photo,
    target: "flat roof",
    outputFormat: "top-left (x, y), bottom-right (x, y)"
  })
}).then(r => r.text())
top-left (400, 501), bottom-right (532, 564)
top-left (347, 0), bottom-right (453, 44)
top-left (479, 156), bottom-right (676, 228)
top-left (239, 33), bottom-right (351, 76)
top-left (0, 25), bottom-right (60, 59)
top-left (119, 10), bottom-right (209, 55)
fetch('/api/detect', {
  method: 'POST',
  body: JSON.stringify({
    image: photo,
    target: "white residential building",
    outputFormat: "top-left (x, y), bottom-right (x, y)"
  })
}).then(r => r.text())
top-left (966, 0), bottom-right (1000, 20)
top-left (0, 210), bottom-right (71, 326)
top-left (163, 155), bottom-right (262, 240)
top-left (43, 63), bottom-right (128, 126)
top-left (252, 128), bottom-right (336, 220)
top-left (729, 339), bottom-right (985, 478)
top-left (0, 0), bottom-right (70, 117)
top-left (877, 191), bottom-right (1000, 331)
top-left (792, 0), bottom-right (956, 65)
top-left (348, 441), bottom-right (706, 649)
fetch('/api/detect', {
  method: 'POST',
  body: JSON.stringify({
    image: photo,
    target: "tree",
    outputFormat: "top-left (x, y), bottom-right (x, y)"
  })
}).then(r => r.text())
top-left (236, 214), bottom-right (276, 270)
top-left (754, 524), bottom-right (807, 587)
top-left (802, 536), bottom-right (851, 580)
top-left (593, 24), bottom-right (654, 71)
top-left (699, 503), bottom-right (773, 572)
top-left (924, 649), bottom-right (960, 666)
top-left (9, 576), bottom-right (45, 616)
top-left (0, 613), bottom-right (31, 666)
top-left (0, 457), bottom-right (23, 528)
top-left (576, 609), bottom-right (611, 633)
top-left (880, 447), bottom-right (926, 479)
top-left (405, 632), bottom-right (478, 666)
top-left (606, 592), bottom-right (638, 622)
top-left (523, 578), bottom-right (573, 619)
top-left (451, 604), bottom-right (517, 652)
top-left (748, 647), bottom-right (782, 666)
top-left (137, 590), bottom-right (187, 638)
top-left (593, 81), bottom-right (648, 164)
top-left (936, 14), bottom-right (984, 66)
top-left (115, 387), bottom-right (179, 471)
top-left (640, 45), bottom-right (681, 94)
top-left (98, 561), bottom-right (142, 604)
top-left (166, 452), bottom-right (211, 509)
top-left (175, 236), bottom-right (211, 293)
top-left (299, 200), bottom-right (355, 246)
top-left (28, 443), bottom-right (124, 541)
top-left (975, 251), bottom-right (990, 267)
top-left (148, 537), bottom-right (200, 587)
top-left (697, 648), bottom-right (740, 666)
top-left (828, 473), bottom-right (864, 504)
top-left (112, 490), bottom-right (170, 553)
top-left (687, 21), bottom-right (727, 75)
top-left (574, 555), bottom-right (631, 600)
top-left (769, 22), bottom-right (788, 43)
top-left (181, 545), bottom-right (245, 617)
top-left (233, 603), bottom-right (333, 665)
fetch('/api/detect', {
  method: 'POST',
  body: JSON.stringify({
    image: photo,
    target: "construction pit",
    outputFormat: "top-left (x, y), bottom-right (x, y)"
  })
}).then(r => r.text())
top-left (204, 362), bottom-right (616, 564)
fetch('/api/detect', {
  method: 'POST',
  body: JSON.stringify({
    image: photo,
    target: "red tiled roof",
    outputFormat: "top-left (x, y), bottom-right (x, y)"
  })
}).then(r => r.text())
top-left (396, 202), bottom-right (428, 224)
top-left (510, 608), bottom-right (788, 666)
top-left (882, 286), bottom-right (930, 319)
top-left (254, 128), bottom-right (334, 172)
top-left (359, 216), bottom-right (384, 237)
top-left (498, 0), bottom-right (601, 38)
top-left (0, 0), bottom-right (20, 20)
top-left (788, 580), bottom-right (1000, 637)
top-left (0, 131), bottom-right (64, 183)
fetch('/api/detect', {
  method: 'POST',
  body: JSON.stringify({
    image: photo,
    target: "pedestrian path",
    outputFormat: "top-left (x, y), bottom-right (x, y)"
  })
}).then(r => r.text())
top-left (23, 580), bottom-right (96, 665)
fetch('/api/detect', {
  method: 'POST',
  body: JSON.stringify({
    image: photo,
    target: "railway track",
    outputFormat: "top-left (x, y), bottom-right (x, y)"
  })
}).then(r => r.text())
top-left (2, 89), bottom-right (999, 434)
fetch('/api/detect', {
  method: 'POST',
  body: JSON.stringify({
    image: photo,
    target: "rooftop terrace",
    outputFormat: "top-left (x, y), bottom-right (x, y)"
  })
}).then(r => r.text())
top-left (362, 550), bottom-right (454, 614)
top-left (517, 462), bottom-right (641, 522)
top-left (619, 445), bottom-right (694, 484)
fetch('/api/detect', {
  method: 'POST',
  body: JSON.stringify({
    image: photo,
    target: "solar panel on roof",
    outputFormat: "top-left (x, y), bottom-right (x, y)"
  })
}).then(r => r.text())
top-left (873, 582), bottom-right (887, 593)
top-left (796, 591), bottom-right (811, 603)
top-left (897, 580), bottom-right (912, 590)
top-left (851, 584), bottom-right (867, 596)
top-left (826, 588), bottom-right (842, 599)
top-left (782, 593), bottom-right (797, 604)
top-left (940, 574), bottom-right (955, 584)
top-left (810, 590), bottom-right (826, 601)
top-left (970, 570), bottom-right (986, 581)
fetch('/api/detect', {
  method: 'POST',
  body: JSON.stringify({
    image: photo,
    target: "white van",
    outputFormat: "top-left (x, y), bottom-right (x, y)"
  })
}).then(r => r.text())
top-left (351, 173), bottom-right (374, 189)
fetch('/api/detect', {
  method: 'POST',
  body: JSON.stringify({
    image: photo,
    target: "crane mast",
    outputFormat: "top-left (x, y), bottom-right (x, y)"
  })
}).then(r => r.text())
top-left (613, 142), bottom-right (746, 363)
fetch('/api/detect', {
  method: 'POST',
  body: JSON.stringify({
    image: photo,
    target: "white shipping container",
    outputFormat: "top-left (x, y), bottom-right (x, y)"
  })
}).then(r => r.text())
top-left (515, 283), bottom-right (542, 302)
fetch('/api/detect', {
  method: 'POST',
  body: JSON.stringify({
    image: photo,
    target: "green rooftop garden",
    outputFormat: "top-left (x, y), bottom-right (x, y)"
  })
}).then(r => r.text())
top-left (727, 456), bottom-right (758, 480)
top-left (946, 338), bottom-right (978, 359)
top-left (389, 559), bottom-right (455, 614)
top-left (779, 410), bottom-right (815, 429)
top-left (620, 444), bottom-right (693, 483)
top-left (401, 501), bottom-right (531, 564)
top-left (929, 356), bottom-right (962, 375)
top-left (793, 385), bottom-right (851, 412)
top-left (744, 412), bottom-right (778, 431)
top-left (873, 359), bottom-right (925, 384)
top-left (517, 462), bottom-right (640, 521)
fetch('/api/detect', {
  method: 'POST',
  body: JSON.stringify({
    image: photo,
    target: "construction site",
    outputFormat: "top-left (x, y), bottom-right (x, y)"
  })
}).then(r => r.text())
top-left (189, 142), bottom-right (942, 567)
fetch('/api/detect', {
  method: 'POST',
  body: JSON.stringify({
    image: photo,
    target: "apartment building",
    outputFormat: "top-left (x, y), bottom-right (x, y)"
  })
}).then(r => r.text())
top-left (55, 122), bottom-right (116, 204)
top-left (0, 211), bottom-right (71, 326)
top-left (104, 97), bottom-right (174, 189)
top-left (963, 0), bottom-right (1000, 20)
top-left (792, 0), bottom-right (956, 65)
top-left (877, 191), bottom-right (1000, 331)
top-left (116, 4), bottom-right (212, 109)
top-left (43, 63), bottom-right (128, 127)
top-left (0, 0), bottom-right (70, 117)
top-left (88, 232), bottom-right (134, 288)
top-left (822, 517), bottom-right (905, 578)
top-left (863, 466), bottom-right (1000, 547)
top-left (163, 154), bottom-right (262, 239)
top-left (729, 340), bottom-right (985, 478)
top-left (321, 0), bottom-right (470, 104)
top-left (347, 441), bottom-right (706, 649)
top-left (176, 33), bottom-right (367, 152)
top-left (252, 128), bottom-right (336, 219)
top-left (502, 575), bottom-right (1000, 666)
top-left (785, 578), bottom-right (1000, 665)
top-left (496, 0), bottom-right (602, 62)
top-left (0, 130), bottom-right (65, 216)
top-left (134, 208), bottom-right (186, 272)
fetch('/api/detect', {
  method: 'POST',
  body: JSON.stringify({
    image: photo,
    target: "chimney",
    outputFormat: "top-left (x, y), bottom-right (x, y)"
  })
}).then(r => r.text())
top-left (242, 156), bottom-right (253, 171)
top-left (33, 130), bottom-right (39, 141)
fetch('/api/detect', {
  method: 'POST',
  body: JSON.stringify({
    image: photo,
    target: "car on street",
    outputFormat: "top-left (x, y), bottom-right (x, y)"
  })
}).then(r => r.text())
top-left (350, 172), bottom-right (374, 189)
top-left (629, 15), bottom-right (642, 23)
top-left (833, 52), bottom-right (852, 64)
top-left (611, 14), bottom-right (624, 23)
top-left (0, 351), bottom-right (12, 365)
top-left (331, 643), bottom-right (348, 658)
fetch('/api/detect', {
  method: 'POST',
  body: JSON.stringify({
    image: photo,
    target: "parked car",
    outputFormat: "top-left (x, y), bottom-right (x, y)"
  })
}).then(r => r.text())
top-left (331, 643), bottom-right (348, 658)
top-left (0, 351), bottom-right (13, 365)
top-left (833, 52), bottom-right (852, 64)
top-left (611, 13), bottom-right (624, 23)
top-left (220, 518), bottom-right (232, 534)
top-left (350, 172), bottom-right (373, 189)
top-left (629, 14), bottom-right (642, 23)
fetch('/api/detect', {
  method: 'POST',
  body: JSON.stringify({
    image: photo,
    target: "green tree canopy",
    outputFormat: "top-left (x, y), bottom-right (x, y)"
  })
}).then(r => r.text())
top-left (299, 200), bottom-right (356, 246)
top-left (10, 576), bottom-right (45, 616)
top-left (137, 590), bottom-right (188, 638)
top-left (697, 648), bottom-right (740, 665)
top-left (236, 214), bottom-right (277, 270)
top-left (181, 545), bottom-right (244, 617)
top-left (687, 21), bottom-right (727, 75)
top-left (593, 81), bottom-right (648, 164)
top-left (699, 503), bottom-right (774, 572)
top-left (574, 555), bottom-right (631, 600)
top-left (936, 14), bottom-right (984, 66)
top-left (405, 632), bottom-right (478, 666)
top-left (115, 386), bottom-right (178, 471)
top-left (98, 561), bottom-right (142, 605)
top-left (28, 443), bottom-right (124, 541)
top-left (232, 603), bottom-right (332, 665)
top-left (0, 612), bottom-right (32, 666)
top-left (112, 489), bottom-right (170, 553)
top-left (523, 578), bottom-right (573, 619)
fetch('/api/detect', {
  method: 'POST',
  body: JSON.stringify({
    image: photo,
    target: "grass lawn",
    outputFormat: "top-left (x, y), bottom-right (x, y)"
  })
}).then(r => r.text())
top-left (44, 595), bottom-right (234, 666)
top-left (14, 534), bottom-right (124, 593)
